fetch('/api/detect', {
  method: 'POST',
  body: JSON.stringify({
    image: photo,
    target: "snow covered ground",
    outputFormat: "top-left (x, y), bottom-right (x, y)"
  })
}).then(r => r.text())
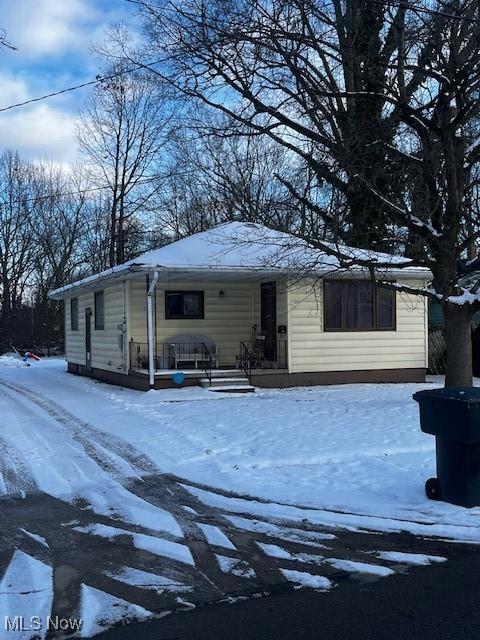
top-left (1, 356), bottom-right (478, 539)
top-left (0, 355), bottom-right (477, 637)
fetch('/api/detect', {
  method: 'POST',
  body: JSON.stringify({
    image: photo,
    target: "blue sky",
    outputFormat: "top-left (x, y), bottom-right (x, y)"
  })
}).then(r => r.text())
top-left (0, 0), bottom-right (141, 165)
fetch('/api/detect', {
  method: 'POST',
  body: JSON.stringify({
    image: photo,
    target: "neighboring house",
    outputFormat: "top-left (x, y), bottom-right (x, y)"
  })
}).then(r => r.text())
top-left (428, 259), bottom-right (480, 329)
top-left (427, 300), bottom-right (480, 328)
top-left (49, 222), bottom-right (431, 391)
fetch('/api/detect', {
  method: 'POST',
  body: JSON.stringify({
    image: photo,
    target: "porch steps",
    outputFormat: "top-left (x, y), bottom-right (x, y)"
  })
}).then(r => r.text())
top-left (199, 375), bottom-right (255, 393)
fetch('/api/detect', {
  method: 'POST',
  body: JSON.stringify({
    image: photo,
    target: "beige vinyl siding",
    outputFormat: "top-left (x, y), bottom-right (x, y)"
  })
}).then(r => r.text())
top-left (288, 278), bottom-right (428, 373)
top-left (276, 279), bottom-right (289, 365)
top-left (129, 277), bottom-right (148, 344)
top-left (64, 283), bottom-right (127, 372)
top-left (91, 284), bottom-right (126, 372)
top-left (64, 292), bottom-right (89, 365)
top-left (64, 273), bottom-right (427, 378)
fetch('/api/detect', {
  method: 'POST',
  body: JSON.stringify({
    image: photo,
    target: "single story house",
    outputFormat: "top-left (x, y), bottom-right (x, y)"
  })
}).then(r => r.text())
top-left (50, 222), bottom-right (431, 391)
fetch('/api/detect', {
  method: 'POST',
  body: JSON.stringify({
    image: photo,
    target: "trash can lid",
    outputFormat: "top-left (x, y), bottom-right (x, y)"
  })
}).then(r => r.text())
top-left (413, 387), bottom-right (480, 404)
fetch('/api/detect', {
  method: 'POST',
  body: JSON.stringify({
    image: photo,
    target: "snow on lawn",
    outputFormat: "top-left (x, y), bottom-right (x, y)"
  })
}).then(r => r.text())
top-left (1, 356), bottom-right (480, 542)
top-left (0, 353), bottom-right (28, 367)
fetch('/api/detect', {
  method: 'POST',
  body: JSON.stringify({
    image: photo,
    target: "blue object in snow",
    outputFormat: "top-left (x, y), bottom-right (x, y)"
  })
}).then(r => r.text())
top-left (172, 371), bottom-right (185, 385)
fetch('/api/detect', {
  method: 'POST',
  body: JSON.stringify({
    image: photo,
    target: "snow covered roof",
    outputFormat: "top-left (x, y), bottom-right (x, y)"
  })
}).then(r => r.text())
top-left (50, 221), bottom-right (431, 299)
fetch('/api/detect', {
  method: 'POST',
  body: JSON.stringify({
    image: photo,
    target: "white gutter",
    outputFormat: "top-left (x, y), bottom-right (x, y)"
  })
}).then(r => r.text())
top-left (147, 271), bottom-right (159, 387)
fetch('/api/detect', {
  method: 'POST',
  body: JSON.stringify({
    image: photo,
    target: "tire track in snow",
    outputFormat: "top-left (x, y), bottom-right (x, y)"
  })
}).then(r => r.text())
top-left (0, 380), bottom-right (243, 598)
top-left (0, 437), bottom-right (37, 497)
top-left (0, 388), bottom-right (38, 497)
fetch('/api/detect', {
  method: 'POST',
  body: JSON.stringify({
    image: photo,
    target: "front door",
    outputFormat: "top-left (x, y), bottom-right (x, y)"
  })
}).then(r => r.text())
top-left (261, 281), bottom-right (277, 361)
top-left (85, 307), bottom-right (92, 372)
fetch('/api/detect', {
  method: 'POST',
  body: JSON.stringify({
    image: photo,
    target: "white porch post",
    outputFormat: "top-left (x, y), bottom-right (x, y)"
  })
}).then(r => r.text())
top-left (147, 271), bottom-right (159, 387)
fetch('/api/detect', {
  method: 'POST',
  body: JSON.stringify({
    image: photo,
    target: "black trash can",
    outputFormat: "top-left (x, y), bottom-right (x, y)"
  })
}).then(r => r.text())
top-left (413, 387), bottom-right (480, 507)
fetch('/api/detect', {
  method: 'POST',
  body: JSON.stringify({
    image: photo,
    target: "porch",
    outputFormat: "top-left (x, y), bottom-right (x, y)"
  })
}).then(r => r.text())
top-left (127, 273), bottom-right (289, 387)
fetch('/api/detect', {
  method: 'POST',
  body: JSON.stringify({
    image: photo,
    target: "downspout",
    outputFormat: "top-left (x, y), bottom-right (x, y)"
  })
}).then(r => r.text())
top-left (147, 271), bottom-right (159, 387)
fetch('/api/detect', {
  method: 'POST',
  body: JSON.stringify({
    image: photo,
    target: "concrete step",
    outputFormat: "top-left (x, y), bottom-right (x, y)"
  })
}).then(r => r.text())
top-left (208, 385), bottom-right (256, 394)
top-left (199, 377), bottom-right (250, 388)
top-left (210, 369), bottom-right (245, 378)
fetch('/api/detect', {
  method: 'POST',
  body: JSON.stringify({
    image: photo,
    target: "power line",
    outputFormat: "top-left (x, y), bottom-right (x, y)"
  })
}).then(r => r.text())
top-left (0, 60), bottom-right (162, 114)
top-left (122, 0), bottom-right (162, 9)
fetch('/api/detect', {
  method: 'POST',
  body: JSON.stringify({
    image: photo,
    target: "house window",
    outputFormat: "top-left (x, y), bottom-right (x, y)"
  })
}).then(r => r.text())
top-left (94, 291), bottom-right (105, 329)
top-left (165, 291), bottom-right (204, 319)
top-left (324, 281), bottom-right (396, 331)
top-left (70, 298), bottom-right (79, 331)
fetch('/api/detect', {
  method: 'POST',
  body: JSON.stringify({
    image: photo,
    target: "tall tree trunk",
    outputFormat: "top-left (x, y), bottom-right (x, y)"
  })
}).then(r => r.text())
top-left (116, 192), bottom-right (125, 265)
top-left (109, 201), bottom-right (117, 268)
top-left (444, 304), bottom-right (473, 387)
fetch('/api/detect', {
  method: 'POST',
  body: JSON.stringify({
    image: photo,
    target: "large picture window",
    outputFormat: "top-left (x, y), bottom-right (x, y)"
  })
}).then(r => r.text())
top-left (165, 291), bottom-right (204, 319)
top-left (94, 291), bottom-right (105, 330)
top-left (324, 281), bottom-right (396, 331)
top-left (70, 298), bottom-right (79, 331)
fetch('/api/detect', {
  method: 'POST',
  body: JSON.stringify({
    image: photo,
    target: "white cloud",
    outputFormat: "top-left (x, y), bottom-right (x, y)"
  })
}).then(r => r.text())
top-left (0, 72), bottom-right (30, 106)
top-left (0, 0), bottom-right (142, 163)
top-left (0, 72), bottom-right (78, 162)
top-left (0, 103), bottom-right (78, 163)
top-left (2, 0), bottom-right (141, 59)
top-left (4, 0), bottom-right (95, 56)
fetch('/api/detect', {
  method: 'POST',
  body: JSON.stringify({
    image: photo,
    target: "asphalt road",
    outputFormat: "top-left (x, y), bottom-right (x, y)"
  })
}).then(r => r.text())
top-left (96, 535), bottom-right (480, 640)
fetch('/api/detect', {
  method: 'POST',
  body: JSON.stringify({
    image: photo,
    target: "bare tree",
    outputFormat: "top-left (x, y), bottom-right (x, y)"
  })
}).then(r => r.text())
top-left (76, 56), bottom-right (172, 266)
top-left (155, 114), bottom-right (329, 239)
top-left (0, 151), bottom-right (34, 347)
top-left (80, 192), bottom-right (114, 273)
top-left (133, 0), bottom-right (480, 386)
top-left (28, 163), bottom-right (89, 345)
top-left (0, 28), bottom-right (16, 51)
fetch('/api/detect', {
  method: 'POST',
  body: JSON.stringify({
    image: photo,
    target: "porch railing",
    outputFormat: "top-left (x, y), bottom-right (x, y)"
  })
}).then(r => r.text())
top-left (129, 338), bottom-right (287, 384)
top-left (129, 341), bottom-right (213, 383)
top-left (238, 339), bottom-right (288, 382)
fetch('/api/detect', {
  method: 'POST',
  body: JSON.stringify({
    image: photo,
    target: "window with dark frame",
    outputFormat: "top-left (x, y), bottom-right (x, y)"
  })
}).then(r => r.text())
top-left (94, 290), bottom-right (105, 330)
top-left (70, 298), bottom-right (79, 331)
top-left (324, 281), bottom-right (396, 331)
top-left (165, 291), bottom-right (204, 319)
